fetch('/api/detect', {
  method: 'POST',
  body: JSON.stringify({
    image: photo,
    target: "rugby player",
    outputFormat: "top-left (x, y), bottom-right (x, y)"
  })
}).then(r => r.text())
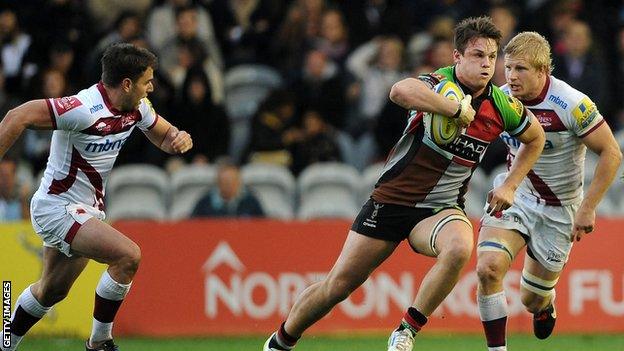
top-left (476, 31), bottom-right (622, 351)
top-left (263, 17), bottom-right (545, 351)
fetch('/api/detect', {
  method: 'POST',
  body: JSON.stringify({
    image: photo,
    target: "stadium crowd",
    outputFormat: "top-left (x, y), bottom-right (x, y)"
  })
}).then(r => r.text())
top-left (0, 0), bottom-right (623, 221)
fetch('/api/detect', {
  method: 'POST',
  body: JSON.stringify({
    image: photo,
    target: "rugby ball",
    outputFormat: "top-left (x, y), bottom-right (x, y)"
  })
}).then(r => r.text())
top-left (425, 80), bottom-right (464, 146)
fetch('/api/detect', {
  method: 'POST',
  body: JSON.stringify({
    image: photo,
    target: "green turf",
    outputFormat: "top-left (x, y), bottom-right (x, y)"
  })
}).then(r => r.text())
top-left (17, 334), bottom-right (624, 350)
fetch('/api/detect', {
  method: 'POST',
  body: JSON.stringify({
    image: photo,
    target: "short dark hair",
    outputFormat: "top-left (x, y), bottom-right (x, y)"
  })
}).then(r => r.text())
top-left (101, 43), bottom-right (158, 86)
top-left (453, 16), bottom-right (502, 54)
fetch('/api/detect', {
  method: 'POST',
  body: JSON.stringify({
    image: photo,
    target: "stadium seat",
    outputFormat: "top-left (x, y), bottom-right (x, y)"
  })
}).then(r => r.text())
top-left (106, 164), bottom-right (169, 221)
top-left (360, 162), bottom-right (384, 203)
top-left (224, 64), bottom-right (283, 162)
top-left (169, 164), bottom-right (218, 219)
top-left (297, 162), bottom-right (361, 220)
top-left (241, 163), bottom-right (296, 219)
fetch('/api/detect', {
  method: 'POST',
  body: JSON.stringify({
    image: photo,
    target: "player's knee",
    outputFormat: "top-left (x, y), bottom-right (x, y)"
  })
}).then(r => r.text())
top-left (439, 236), bottom-right (473, 268)
top-left (476, 255), bottom-right (506, 287)
top-left (119, 243), bottom-right (141, 275)
top-left (324, 275), bottom-right (362, 303)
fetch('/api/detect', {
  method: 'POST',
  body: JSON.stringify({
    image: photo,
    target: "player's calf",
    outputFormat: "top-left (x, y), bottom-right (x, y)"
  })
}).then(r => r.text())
top-left (5, 285), bottom-right (52, 351)
top-left (520, 270), bottom-right (558, 339)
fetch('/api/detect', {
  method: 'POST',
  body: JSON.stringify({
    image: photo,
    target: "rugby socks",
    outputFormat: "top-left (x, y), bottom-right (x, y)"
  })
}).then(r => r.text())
top-left (7, 285), bottom-right (51, 351)
top-left (268, 322), bottom-right (299, 350)
top-left (397, 307), bottom-right (428, 334)
top-left (89, 271), bottom-right (131, 346)
top-left (478, 291), bottom-right (508, 351)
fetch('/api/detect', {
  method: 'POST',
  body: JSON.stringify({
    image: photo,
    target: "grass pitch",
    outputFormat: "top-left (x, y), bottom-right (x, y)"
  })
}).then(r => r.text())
top-left (18, 333), bottom-right (624, 350)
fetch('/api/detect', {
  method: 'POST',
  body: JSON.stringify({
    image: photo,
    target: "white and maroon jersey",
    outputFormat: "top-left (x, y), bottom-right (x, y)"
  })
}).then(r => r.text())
top-left (33, 82), bottom-right (159, 211)
top-left (500, 75), bottom-right (604, 206)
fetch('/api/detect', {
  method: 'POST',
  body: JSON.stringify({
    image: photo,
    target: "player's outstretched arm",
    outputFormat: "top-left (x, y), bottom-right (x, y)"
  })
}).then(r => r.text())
top-left (0, 100), bottom-right (53, 159)
top-left (486, 111), bottom-right (545, 215)
top-left (571, 123), bottom-right (623, 241)
top-left (144, 116), bottom-right (193, 154)
top-left (389, 77), bottom-right (462, 116)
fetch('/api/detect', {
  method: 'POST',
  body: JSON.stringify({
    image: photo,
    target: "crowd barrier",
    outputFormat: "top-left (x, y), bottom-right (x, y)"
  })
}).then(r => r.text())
top-left (1, 219), bottom-right (623, 338)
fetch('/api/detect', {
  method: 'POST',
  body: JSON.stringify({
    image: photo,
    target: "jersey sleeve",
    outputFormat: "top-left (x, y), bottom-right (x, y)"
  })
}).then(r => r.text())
top-left (136, 98), bottom-right (160, 131)
top-left (569, 95), bottom-right (604, 137)
top-left (417, 66), bottom-right (454, 89)
top-left (46, 96), bottom-right (94, 131)
top-left (492, 88), bottom-right (530, 136)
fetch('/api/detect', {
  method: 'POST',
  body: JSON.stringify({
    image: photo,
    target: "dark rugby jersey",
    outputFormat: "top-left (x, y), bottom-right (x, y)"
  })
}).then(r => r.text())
top-left (372, 66), bottom-right (530, 208)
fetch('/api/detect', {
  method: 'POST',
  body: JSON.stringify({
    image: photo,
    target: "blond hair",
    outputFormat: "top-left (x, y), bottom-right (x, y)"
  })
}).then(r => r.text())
top-left (504, 31), bottom-right (552, 73)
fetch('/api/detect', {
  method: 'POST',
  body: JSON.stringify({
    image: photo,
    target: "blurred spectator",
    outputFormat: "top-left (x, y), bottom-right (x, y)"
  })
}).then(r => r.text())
top-left (345, 36), bottom-right (408, 168)
top-left (209, 0), bottom-right (281, 66)
top-left (245, 89), bottom-right (301, 167)
top-left (290, 49), bottom-right (346, 129)
top-left (47, 43), bottom-right (80, 92)
top-left (0, 156), bottom-right (30, 221)
top-left (553, 20), bottom-right (610, 114)
top-left (489, 3), bottom-right (518, 49)
top-left (0, 8), bottom-right (35, 94)
top-left (339, 0), bottom-right (415, 46)
top-left (270, 0), bottom-right (326, 77)
top-left (25, 0), bottom-right (94, 83)
top-left (147, 0), bottom-right (221, 68)
top-left (85, 11), bottom-right (144, 83)
top-left (407, 15), bottom-right (454, 69)
top-left (23, 68), bottom-right (69, 174)
top-left (191, 159), bottom-right (264, 218)
top-left (0, 69), bottom-right (24, 159)
top-left (424, 38), bottom-right (454, 69)
top-left (312, 8), bottom-right (351, 67)
top-left (373, 98), bottom-right (407, 159)
top-left (159, 5), bottom-right (224, 104)
top-left (173, 68), bottom-right (230, 164)
top-left (86, 0), bottom-right (152, 34)
top-left (291, 110), bottom-right (342, 174)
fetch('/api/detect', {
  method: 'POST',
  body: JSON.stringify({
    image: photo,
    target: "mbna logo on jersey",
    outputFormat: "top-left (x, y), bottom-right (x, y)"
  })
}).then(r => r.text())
top-left (425, 80), bottom-right (463, 146)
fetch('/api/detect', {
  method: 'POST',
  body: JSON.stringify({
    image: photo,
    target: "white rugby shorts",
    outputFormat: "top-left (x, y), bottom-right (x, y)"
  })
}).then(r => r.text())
top-left (30, 193), bottom-right (105, 257)
top-left (480, 174), bottom-right (579, 272)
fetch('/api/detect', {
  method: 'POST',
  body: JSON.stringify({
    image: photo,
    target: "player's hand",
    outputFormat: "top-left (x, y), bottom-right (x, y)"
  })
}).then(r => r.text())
top-left (570, 205), bottom-right (595, 242)
top-left (454, 95), bottom-right (475, 128)
top-left (171, 130), bottom-right (193, 153)
top-left (486, 184), bottom-right (515, 216)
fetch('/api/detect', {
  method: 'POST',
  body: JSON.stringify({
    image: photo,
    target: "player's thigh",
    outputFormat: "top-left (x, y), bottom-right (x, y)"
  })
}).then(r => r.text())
top-left (37, 247), bottom-right (89, 297)
top-left (522, 253), bottom-right (562, 283)
top-left (477, 226), bottom-right (527, 265)
top-left (408, 208), bottom-right (473, 257)
top-left (69, 217), bottom-right (140, 264)
top-left (326, 230), bottom-right (398, 288)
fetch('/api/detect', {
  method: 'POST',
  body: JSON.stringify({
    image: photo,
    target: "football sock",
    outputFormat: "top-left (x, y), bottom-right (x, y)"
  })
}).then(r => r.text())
top-left (397, 307), bottom-right (428, 334)
top-left (7, 285), bottom-right (51, 351)
top-left (478, 291), bottom-right (508, 351)
top-left (269, 322), bottom-right (298, 350)
top-left (89, 271), bottom-right (131, 345)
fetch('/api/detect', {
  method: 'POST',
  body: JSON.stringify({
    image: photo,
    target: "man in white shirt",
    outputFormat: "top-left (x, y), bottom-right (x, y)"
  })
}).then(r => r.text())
top-left (476, 32), bottom-right (622, 351)
top-left (0, 43), bottom-right (193, 351)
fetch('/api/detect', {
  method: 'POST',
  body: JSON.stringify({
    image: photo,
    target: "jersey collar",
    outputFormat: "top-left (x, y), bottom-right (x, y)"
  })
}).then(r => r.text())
top-left (97, 81), bottom-right (122, 115)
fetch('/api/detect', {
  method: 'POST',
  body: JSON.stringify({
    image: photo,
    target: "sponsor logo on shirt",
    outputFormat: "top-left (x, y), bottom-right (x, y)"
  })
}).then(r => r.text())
top-left (54, 96), bottom-right (82, 115)
top-left (548, 95), bottom-right (568, 110)
top-left (85, 136), bottom-right (129, 153)
top-left (572, 97), bottom-right (597, 129)
top-left (89, 104), bottom-right (103, 114)
top-left (441, 134), bottom-right (489, 163)
top-left (121, 114), bottom-right (136, 128)
top-left (507, 96), bottom-right (524, 116)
